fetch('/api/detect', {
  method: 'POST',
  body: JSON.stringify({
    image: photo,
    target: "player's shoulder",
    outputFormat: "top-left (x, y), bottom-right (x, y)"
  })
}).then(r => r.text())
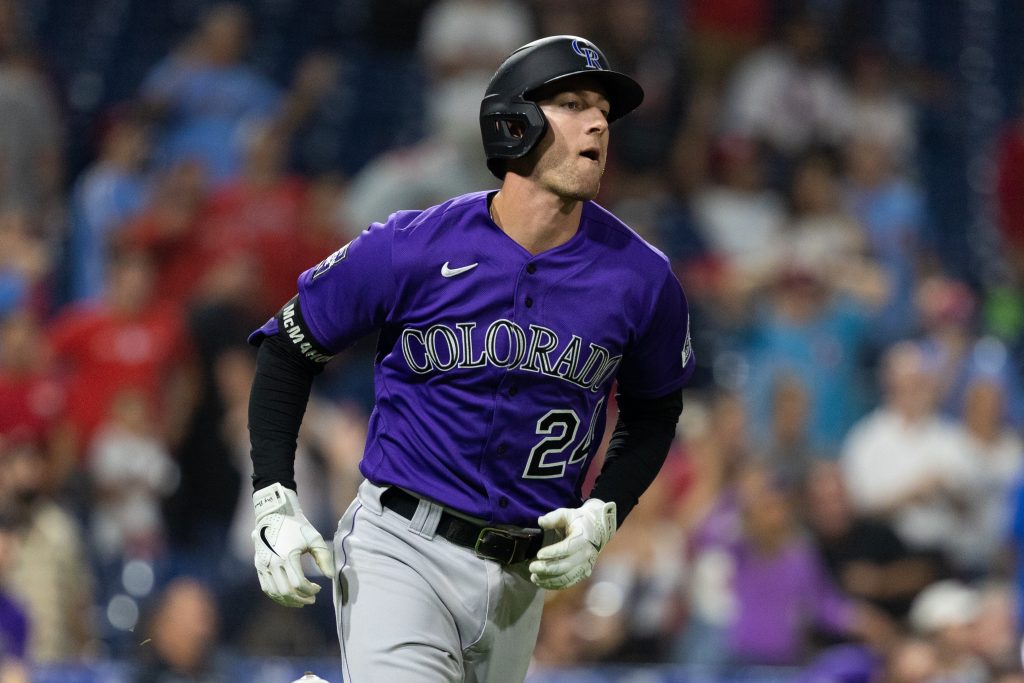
top-left (383, 191), bottom-right (490, 238)
top-left (582, 200), bottom-right (673, 273)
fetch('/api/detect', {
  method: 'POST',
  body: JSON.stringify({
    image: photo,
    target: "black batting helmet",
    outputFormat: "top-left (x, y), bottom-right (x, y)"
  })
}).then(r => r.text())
top-left (480, 35), bottom-right (644, 179)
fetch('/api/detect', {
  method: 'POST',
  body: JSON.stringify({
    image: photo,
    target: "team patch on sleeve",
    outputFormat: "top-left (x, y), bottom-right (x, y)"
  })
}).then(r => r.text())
top-left (681, 315), bottom-right (692, 367)
top-left (310, 242), bottom-right (350, 281)
top-left (276, 296), bottom-right (334, 364)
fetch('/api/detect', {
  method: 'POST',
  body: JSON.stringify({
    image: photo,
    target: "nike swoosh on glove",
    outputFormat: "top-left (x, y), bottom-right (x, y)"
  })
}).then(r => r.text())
top-left (253, 483), bottom-right (336, 607)
top-left (529, 498), bottom-right (616, 590)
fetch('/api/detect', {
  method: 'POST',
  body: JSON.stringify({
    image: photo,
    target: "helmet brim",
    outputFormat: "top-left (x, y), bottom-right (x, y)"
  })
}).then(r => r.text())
top-left (524, 69), bottom-right (644, 123)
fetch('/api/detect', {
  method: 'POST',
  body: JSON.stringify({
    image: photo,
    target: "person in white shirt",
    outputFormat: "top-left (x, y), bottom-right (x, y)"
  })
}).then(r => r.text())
top-left (841, 341), bottom-right (976, 561)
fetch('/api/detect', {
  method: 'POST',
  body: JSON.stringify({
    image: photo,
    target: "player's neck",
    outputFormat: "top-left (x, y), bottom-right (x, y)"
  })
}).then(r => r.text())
top-left (490, 183), bottom-right (583, 256)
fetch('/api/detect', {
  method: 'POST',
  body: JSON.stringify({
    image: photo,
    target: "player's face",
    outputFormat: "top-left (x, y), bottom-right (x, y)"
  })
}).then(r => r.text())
top-left (530, 82), bottom-right (610, 201)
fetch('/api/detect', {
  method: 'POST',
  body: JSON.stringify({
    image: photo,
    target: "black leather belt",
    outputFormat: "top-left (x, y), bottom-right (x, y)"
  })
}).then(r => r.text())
top-left (381, 487), bottom-right (544, 565)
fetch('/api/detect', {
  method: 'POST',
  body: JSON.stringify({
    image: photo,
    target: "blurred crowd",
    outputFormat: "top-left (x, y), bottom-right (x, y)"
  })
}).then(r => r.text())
top-left (0, 0), bottom-right (1024, 680)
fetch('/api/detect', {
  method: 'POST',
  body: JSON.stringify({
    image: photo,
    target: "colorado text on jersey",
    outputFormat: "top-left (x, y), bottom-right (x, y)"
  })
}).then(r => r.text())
top-left (399, 319), bottom-right (621, 392)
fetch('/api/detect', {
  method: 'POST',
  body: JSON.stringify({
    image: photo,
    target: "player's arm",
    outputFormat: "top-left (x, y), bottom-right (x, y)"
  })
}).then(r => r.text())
top-left (249, 300), bottom-right (328, 492)
top-left (590, 387), bottom-right (683, 525)
top-left (247, 219), bottom-right (398, 606)
top-left (248, 297), bottom-right (336, 607)
top-left (528, 388), bottom-right (682, 590)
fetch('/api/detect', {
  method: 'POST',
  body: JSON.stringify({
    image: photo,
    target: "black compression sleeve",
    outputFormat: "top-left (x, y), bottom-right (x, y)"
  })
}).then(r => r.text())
top-left (248, 331), bottom-right (323, 491)
top-left (589, 388), bottom-right (683, 526)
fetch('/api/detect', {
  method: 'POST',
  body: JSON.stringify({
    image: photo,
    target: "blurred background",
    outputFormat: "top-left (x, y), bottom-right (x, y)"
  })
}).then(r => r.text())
top-left (1, 0), bottom-right (1024, 680)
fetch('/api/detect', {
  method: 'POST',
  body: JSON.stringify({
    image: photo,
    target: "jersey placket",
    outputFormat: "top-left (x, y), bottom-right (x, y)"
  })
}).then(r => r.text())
top-left (478, 257), bottom-right (539, 522)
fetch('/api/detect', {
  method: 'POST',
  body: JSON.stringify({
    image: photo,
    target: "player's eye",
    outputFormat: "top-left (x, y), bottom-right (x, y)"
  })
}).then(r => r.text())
top-left (562, 99), bottom-right (581, 110)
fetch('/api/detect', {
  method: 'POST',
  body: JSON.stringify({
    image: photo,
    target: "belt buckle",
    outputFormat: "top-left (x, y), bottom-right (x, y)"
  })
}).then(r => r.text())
top-left (474, 527), bottom-right (524, 565)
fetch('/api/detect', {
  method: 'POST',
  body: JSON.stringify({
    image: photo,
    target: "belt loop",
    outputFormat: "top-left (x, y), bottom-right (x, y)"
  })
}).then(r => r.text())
top-left (408, 495), bottom-right (443, 539)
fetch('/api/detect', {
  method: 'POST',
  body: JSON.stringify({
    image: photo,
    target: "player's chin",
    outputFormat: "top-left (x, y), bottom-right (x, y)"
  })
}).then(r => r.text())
top-left (560, 175), bottom-right (601, 202)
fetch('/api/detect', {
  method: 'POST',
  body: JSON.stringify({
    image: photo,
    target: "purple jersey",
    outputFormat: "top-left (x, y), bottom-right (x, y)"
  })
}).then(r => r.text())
top-left (251, 191), bottom-right (694, 525)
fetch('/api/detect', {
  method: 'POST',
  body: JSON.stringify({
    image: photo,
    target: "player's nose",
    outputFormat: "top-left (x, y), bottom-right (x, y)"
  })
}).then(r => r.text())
top-left (585, 110), bottom-right (609, 135)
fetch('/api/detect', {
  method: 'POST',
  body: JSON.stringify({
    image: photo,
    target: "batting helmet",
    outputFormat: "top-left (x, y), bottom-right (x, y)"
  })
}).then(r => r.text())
top-left (480, 35), bottom-right (644, 178)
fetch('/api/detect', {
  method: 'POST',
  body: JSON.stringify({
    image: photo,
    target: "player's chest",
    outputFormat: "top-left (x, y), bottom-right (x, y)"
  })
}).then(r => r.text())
top-left (390, 256), bottom-right (639, 375)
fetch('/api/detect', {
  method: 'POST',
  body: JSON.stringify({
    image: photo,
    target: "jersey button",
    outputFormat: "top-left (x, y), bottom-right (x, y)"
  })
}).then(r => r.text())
top-left (526, 263), bottom-right (537, 274)
top-left (525, 296), bottom-right (533, 308)
top-left (497, 444), bottom-right (508, 455)
top-left (508, 386), bottom-right (518, 396)
top-left (498, 497), bottom-right (509, 508)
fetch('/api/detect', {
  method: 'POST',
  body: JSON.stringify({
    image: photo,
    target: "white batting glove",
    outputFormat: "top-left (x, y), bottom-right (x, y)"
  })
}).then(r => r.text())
top-left (252, 483), bottom-right (335, 608)
top-left (529, 498), bottom-right (617, 590)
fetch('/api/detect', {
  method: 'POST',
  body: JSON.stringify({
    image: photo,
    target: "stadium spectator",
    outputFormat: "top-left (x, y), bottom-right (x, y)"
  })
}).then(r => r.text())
top-left (946, 374), bottom-right (1024, 577)
top-left (0, 209), bottom-right (51, 320)
top-left (670, 392), bottom-right (751, 669)
top-left (0, 512), bottom-right (28, 682)
top-left (47, 249), bottom-right (195, 461)
top-left (738, 255), bottom-right (880, 456)
top-left (906, 580), bottom-right (988, 682)
top-left (134, 577), bottom-right (226, 682)
top-left (994, 94), bottom-right (1024, 284)
top-left (114, 158), bottom-right (207, 302)
top-left (65, 105), bottom-right (152, 304)
top-left (649, 126), bottom-right (712, 265)
top-left (288, 0), bottom-right (434, 176)
top-left (970, 582), bottom-right (1021, 678)
top-left (915, 274), bottom-right (1024, 429)
top-left (674, 390), bottom-right (750, 540)
top-left (194, 122), bottom-right (310, 315)
top-left (1002, 471), bottom-right (1024, 634)
top-left (803, 461), bottom-right (940, 620)
top-left (840, 341), bottom-right (976, 566)
top-left (757, 373), bottom-right (815, 491)
top-left (842, 134), bottom-right (932, 348)
top-left (0, 436), bottom-right (97, 662)
top-left (882, 636), bottom-right (942, 683)
top-left (692, 136), bottom-right (786, 288)
top-left (0, 0), bottom-right (64, 231)
top-left (683, 0), bottom-right (773, 91)
top-left (845, 44), bottom-right (917, 171)
top-left (87, 389), bottom-right (178, 568)
top-left (139, 3), bottom-right (281, 186)
top-left (529, 586), bottom-right (597, 670)
top-left (720, 8), bottom-right (851, 178)
top-left (419, 0), bottom-right (533, 81)
top-left (0, 312), bottom-right (64, 454)
top-left (676, 464), bottom-right (890, 669)
top-left (783, 149), bottom-right (872, 273)
top-left (340, 0), bottom-right (530, 230)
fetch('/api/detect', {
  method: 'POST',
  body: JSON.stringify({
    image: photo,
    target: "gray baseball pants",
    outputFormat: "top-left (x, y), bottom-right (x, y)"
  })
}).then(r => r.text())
top-left (332, 480), bottom-right (545, 682)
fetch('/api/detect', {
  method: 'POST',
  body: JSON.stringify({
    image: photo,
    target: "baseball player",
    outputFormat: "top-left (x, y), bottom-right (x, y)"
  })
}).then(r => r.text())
top-left (247, 35), bottom-right (695, 682)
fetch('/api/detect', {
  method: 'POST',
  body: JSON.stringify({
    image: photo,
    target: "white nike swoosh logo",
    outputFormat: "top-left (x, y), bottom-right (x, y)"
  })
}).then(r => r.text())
top-left (441, 261), bottom-right (479, 278)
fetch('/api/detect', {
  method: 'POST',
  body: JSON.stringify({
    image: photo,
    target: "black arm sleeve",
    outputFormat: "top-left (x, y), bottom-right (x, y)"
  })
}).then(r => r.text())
top-left (589, 388), bottom-right (683, 526)
top-left (248, 327), bottom-right (326, 492)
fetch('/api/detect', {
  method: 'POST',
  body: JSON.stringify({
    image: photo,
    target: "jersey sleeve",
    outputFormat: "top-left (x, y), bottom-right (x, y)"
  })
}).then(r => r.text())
top-left (248, 219), bottom-right (397, 354)
top-left (615, 266), bottom-right (695, 398)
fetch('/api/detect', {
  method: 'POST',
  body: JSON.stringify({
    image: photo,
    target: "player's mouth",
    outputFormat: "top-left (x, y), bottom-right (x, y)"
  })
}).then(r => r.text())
top-left (579, 147), bottom-right (601, 163)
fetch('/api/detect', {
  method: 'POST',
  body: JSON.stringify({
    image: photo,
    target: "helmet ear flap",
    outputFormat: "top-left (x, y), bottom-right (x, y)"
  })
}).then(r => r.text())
top-left (480, 98), bottom-right (547, 178)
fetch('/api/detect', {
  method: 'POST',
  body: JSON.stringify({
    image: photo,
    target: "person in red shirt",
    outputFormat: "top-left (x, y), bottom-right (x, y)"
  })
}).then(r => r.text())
top-left (117, 160), bottom-right (209, 307)
top-left (0, 311), bottom-right (64, 445)
top-left (995, 99), bottom-right (1024, 282)
top-left (196, 123), bottom-right (310, 314)
top-left (47, 249), bottom-right (195, 460)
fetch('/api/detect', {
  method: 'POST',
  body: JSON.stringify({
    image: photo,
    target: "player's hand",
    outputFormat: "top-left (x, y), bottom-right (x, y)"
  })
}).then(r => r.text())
top-left (252, 483), bottom-right (335, 607)
top-left (529, 498), bottom-right (616, 590)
